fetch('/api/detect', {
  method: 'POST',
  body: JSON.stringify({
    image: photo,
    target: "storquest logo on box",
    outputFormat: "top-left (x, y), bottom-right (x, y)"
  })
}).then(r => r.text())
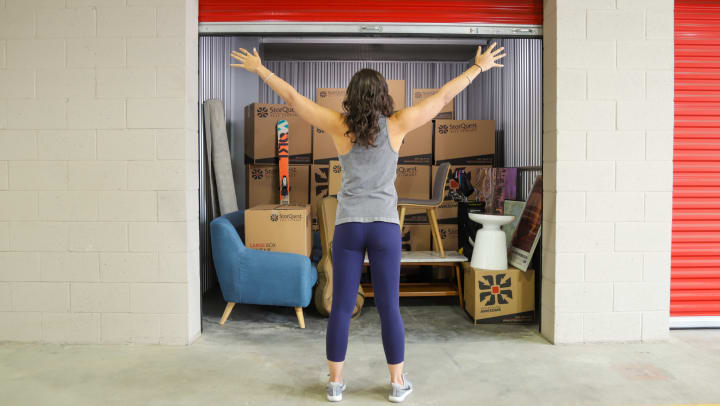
top-left (257, 105), bottom-right (296, 117)
top-left (251, 168), bottom-right (263, 180)
top-left (439, 122), bottom-right (478, 133)
top-left (320, 89), bottom-right (345, 98)
top-left (269, 212), bottom-right (302, 222)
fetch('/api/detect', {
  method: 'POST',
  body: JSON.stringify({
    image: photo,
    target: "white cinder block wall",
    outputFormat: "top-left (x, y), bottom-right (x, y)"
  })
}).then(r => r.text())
top-left (542, 0), bottom-right (674, 343)
top-left (0, 0), bottom-right (200, 344)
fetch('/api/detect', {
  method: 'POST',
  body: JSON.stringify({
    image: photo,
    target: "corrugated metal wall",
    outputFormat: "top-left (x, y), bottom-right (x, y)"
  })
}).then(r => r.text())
top-left (262, 38), bottom-right (543, 198)
top-left (476, 38), bottom-right (543, 199)
top-left (199, 36), bottom-right (542, 294)
top-left (671, 1), bottom-right (720, 321)
top-left (198, 36), bottom-right (261, 294)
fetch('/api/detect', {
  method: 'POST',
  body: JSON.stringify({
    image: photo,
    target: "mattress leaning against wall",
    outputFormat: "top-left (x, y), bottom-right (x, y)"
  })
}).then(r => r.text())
top-left (198, 36), bottom-right (543, 296)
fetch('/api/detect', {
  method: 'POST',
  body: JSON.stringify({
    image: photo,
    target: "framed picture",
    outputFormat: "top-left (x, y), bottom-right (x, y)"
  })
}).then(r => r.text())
top-left (509, 175), bottom-right (542, 271)
top-left (503, 200), bottom-right (526, 254)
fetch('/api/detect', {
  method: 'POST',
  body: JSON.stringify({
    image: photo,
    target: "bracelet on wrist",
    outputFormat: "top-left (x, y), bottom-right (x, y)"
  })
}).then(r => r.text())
top-left (474, 63), bottom-right (484, 72)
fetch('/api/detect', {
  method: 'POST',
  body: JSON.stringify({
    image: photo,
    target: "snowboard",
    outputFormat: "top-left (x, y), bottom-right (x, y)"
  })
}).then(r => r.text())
top-left (277, 119), bottom-right (290, 205)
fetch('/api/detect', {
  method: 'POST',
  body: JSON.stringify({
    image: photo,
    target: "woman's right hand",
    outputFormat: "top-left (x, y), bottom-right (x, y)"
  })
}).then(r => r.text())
top-left (230, 47), bottom-right (263, 74)
top-left (475, 42), bottom-right (506, 71)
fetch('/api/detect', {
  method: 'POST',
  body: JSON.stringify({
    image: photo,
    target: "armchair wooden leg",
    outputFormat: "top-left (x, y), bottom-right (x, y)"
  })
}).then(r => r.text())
top-left (398, 206), bottom-right (406, 230)
top-left (428, 208), bottom-right (445, 258)
top-left (295, 307), bottom-right (305, 328)
top-left (220, 302), bottom-right (236, 325)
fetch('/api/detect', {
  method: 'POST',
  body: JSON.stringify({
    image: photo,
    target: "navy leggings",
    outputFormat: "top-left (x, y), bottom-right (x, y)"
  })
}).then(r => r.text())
top-left (326, 221), bottom-right (405, 364)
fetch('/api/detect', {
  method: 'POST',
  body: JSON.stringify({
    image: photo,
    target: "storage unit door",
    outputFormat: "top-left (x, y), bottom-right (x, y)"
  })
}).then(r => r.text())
top-left (199, 0), bottom-right (542, 26)
top-left (671, 0), bottom-right (720, 328)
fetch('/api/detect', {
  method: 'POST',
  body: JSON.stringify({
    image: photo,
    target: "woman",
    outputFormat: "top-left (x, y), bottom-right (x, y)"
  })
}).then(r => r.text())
top-left (230, 43), bottom-right (506, 403)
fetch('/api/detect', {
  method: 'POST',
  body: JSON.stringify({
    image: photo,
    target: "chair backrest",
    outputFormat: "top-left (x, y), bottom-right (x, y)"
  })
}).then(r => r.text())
top-left (209, 211), bottom-right (246, 250)
top-left (431, 162), bottom-right (452, 203)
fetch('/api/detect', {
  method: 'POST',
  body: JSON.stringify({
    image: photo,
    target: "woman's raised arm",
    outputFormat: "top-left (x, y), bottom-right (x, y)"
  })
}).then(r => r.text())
top-left (230, 47), bottom-right (346, 137)
top-left (388, 42), bottom-right (506, 137)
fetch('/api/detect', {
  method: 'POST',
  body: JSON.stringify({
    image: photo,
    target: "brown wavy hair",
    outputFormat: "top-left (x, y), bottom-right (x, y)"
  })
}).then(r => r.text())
top-left (341, 69), bottom-right (395, 148)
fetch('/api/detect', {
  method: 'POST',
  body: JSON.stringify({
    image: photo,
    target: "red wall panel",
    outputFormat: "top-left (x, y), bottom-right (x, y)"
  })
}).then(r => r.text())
top-left (673, 0), bottom-right (720, 317)
top-left (199, 0), bottom-right (543, 25)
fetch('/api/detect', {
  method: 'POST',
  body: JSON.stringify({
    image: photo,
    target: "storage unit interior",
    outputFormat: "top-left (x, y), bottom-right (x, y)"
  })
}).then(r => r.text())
top-left (198, 32), bottom-right (543, 328)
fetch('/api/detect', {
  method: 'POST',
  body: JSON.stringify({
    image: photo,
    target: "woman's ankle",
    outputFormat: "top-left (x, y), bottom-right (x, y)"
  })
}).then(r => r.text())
top-left (390, 375), bottom-right (404, 385)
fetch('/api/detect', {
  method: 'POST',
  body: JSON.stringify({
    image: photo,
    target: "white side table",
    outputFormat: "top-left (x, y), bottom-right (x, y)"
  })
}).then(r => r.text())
top-left (468, 213), bottom-right (515, 270)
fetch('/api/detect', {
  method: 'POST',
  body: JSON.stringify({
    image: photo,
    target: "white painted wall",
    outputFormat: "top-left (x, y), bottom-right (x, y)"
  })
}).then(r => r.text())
top-left (0, 0), bottom-right (200, 344)
top-left (542, 0), bottom-right (674, 343)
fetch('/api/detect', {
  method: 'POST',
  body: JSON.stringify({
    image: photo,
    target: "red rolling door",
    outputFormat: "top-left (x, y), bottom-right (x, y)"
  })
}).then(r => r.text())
top-left (672, 0), bottom-right (720, 327)
top-left (199, 0), bottom-right (542, 25)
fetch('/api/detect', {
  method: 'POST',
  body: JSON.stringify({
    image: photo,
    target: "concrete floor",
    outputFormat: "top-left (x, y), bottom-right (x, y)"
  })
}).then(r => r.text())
top-left (1, 288), bottom-right (720, 406)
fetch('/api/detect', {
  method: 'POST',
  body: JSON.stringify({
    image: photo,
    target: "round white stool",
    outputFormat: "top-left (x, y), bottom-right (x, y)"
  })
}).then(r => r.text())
top-left (468, 213), bottom-right (515, 270)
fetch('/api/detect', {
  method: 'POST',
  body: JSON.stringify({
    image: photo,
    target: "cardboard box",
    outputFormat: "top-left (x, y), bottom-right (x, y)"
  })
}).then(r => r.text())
top-left (401, 224), bottom-right (431, 252)
top-left (462, 262), bottom-right (535, 324)
top-left (244, 103), bottom-right (312, 164)
top-left (317, 80), bottom-right (406, 113)
top-left (388, 79), bottom-right (407, 110)
top-left (244, 204), bottom-right (312, 257)
top-left (313, 80), bottom-right (406, 164)
top-left (310, 164), bottom-right (329, 231)
top-left (434, 223), bottom-right (458, 252)
top-left (411, 88), bottom-right (454, 119)
top-left (246, 164), bottom-right (310, 207)
top-left (436, 200), bottom-right (458, 224)
top-left (432, 164), bottom-right (493, 222)
top-left (398, 121), bottom-right (432, 164)
top-left (316, 119), bottom-right (432, 165)
top-left (312, 126), bottom-right (337, 164)
top-left (395, 164), bottom-right (431, 223)
top-left (433, 120), bottom-right (495, 165)
top-left (328, 160), bottom-right (342, 196)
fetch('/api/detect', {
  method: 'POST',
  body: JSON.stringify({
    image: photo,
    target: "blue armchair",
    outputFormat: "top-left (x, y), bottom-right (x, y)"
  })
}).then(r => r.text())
top-left (209, 210), bottom-right (318, 328)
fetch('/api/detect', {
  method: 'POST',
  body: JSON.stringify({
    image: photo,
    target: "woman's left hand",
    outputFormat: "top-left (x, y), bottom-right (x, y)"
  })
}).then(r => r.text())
top-left (230, 47), bottom-right (262, 73)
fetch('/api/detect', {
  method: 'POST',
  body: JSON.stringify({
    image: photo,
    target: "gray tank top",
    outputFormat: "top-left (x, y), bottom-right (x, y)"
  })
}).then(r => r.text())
top-left (336, 115), bottom-right (399, 225)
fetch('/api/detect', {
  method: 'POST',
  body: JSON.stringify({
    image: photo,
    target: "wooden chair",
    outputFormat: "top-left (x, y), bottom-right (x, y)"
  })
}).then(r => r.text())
top-left (397, 162), bottom-right (452, 258)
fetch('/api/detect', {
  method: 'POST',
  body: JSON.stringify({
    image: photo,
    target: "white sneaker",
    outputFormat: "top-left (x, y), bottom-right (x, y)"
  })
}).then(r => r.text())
top-left (388, 372), bottom-right (413, 403)
top-left (326, 378), bottom-right (346, 402)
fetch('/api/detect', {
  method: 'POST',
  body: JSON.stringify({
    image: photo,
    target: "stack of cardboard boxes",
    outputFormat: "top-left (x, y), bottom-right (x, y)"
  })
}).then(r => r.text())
top-left (241, 82), bottom-right (536, 325)
top-left (243, 103), bottom-right (313, 257)
top-left (241, 82), bottom-right (497, 261)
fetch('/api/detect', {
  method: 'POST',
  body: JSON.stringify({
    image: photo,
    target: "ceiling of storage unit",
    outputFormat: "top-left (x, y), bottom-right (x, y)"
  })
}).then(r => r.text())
top-left (261, 36), bottom-right (488, 61)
